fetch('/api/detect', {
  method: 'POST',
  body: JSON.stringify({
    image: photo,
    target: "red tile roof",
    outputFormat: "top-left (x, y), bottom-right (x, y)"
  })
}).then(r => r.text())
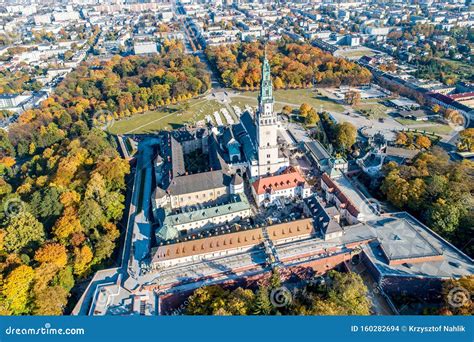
top-left (448, 92), bottom-right (474, 100)
top-left (252, 167), bottom-right (306, 195)
top-left (151, 218), bottom-right (314, 262)
top-left (321, 173), bottom-right (359, 218)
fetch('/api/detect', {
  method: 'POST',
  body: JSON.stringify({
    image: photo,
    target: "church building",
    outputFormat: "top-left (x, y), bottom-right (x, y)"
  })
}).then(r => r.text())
top-left (151, 52), bottom-right (291, 218)
top-left (252, 53), bottom-right (289, 177)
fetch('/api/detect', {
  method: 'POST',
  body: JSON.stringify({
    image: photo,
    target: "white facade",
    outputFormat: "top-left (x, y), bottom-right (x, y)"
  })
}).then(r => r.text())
top-left (0, 94), bottom-right (31, 109)
top-left (253, 55), bottom-right (289, 177)
top-left (252, 184), bottom-right (311, 207)
top-left (34, 14), bottom-right (51, 25)
top-left (53, 11), bottom-right (80, 22)
top-left (165, 207), bottom-right (252, 236)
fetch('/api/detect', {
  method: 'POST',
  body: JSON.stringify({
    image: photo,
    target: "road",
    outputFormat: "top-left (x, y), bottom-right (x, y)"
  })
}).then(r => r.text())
top-left (127, 138), bottom-right (159, 278)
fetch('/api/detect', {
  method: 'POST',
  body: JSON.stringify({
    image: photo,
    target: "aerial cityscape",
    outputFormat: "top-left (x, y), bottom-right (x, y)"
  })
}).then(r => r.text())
top-left (0, 0), bottom-right (472, 318)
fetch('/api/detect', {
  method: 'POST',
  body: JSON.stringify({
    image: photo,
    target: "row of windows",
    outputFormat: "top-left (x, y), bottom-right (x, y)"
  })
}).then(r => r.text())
top-left (178, 212), bottom-right (245, 229)
top-left (177, 190), bottom-right (222, 202)
top-left (260, 118), bottom-right (276, 125)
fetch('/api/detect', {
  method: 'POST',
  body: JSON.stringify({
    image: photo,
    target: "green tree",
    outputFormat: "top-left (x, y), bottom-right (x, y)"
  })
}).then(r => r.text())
top-left (93, 236), bottom-right (116, 264)
top-left (269, 270), bottom-right (282, 289)
top-left (3, 211), bottom-right (45, 253)
top-left (311, 298), bottom-right (344, 315)
top-left (299, 103), bottom-right (312, 117)
top-left (186, 285), bottom-right (229, 315)
top-left (54, 266), bottom-right (75, 292)
top-left (3, 265), bottom-right (35, 314)
top-left (335, 122), bottom-right (357, 151)
top-left (0, 130), bottom-right (15, 157)
top-left (326, 271), bottom-right (370, 315)
top-left (253, 285), bottom-right (272, 315)
top-left (102, 191), bottom-right (125, 221)
top-left (33, 286), bottom-right (68, 315)
top-left (78, 198), bottom-right (105, 229)
top-left (426, 198), bottom-right (463, 234)
top-left (29, 187), bottom-right (63, 223)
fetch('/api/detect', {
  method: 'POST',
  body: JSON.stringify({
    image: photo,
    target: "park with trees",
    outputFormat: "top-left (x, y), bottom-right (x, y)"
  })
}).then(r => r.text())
top-left (0, 44), bottom-right (213, 315)
top-left (205, 41), bottom-right (372, 90)
top-left (54, 40), bottom-right (211, 126)
top-left (379, 148), bottom-right (473, 258)
top-left (184, 270), bottom-right (371, 316)
top-left (312, 111), bottom-right (357, 155)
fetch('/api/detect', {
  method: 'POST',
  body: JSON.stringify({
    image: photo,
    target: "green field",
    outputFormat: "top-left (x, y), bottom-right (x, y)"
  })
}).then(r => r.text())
top-left (354, 100), bottom-right (389, 119)
top-left (240, 89), bottom-right (345, 113)
top-left (437, 58), bottom-right (474, 83)
top-left (109, 88), bottom-right (345, 134)
top-left (336, 48), bottom-right (377, 59)
top-left (230, 96), bottom-right (257, 111)
top-left (108, 97), bottom-right (224, 134)
top-left (412, 125), bottom-right (454, 135)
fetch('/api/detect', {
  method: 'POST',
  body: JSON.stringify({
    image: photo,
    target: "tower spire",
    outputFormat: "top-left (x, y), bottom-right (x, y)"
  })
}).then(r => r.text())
top-left (259, 45), bottom-right (273, 105)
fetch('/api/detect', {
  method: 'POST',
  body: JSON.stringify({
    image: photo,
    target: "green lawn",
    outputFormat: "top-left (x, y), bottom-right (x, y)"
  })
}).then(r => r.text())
top-left (336, 48), bottom-right (377, 59)
top-left (437, 58), bottom-right (474, 82)
top-left (394, 117), bottom-right (453, 135)
top-left (239, 88), bottom-right (345, 113)
top-left (230, 96), bottom-right (257, 111)
top-left (354, 100), bottom-right (389, 119)
top-left (108, 88), bottom-right (345, 134)
top-left (108, 97), bottom-right (225, 134)
top-left (412, 125), bottom-right (454, 135)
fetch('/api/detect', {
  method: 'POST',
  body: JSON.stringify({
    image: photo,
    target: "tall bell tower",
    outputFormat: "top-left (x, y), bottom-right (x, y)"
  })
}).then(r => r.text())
top-left (256, 50), bottom-right (282, 176)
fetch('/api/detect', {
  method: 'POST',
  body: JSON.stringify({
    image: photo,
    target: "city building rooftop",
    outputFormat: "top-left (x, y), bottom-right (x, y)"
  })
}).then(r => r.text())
top-left (362, 212), bottom-right (474, 279)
